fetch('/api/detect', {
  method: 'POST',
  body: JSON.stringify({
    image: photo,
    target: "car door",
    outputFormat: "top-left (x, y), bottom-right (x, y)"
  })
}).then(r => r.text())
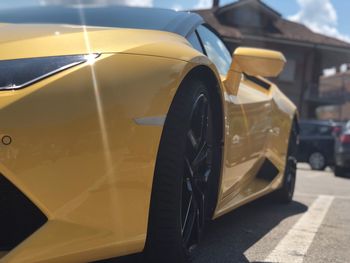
top-left (195, 25), bottom-right (273, 213)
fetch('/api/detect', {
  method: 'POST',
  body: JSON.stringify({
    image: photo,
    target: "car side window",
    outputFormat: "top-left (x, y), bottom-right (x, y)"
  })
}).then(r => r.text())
top-left (301, 123), bottom-right (332, 136)
top-left (197, 25), bottom-right (232, 75)
top-left (318, 125), bottom-right (332, 136)
top-left (187, 31), bottom-right (204, 54)
top-left (300, 123), bottom-right (316, 136)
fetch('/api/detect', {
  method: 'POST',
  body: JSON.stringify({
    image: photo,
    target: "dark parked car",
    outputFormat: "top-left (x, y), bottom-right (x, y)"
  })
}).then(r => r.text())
top-left (334, 121), bottom-right (350, 177)
top-left (298, 120), bottom-right (343, 170)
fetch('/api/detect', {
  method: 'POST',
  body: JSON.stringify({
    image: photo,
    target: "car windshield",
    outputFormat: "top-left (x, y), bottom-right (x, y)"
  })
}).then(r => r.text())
top-left (0, 6), bottom-right (180, 31)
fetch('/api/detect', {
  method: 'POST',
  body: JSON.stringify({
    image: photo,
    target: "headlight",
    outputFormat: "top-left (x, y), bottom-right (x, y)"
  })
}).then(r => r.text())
top-left (0, 54), bottom-right (99, 91)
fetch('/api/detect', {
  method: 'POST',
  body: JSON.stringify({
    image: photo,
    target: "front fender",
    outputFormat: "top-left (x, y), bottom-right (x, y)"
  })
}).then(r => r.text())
top-left (0, 52), bottom-right (218, 262)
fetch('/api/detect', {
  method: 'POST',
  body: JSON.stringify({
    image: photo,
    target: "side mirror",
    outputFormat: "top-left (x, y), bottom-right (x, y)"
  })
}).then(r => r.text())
top-left (224, 47), bottom-right (286, 95)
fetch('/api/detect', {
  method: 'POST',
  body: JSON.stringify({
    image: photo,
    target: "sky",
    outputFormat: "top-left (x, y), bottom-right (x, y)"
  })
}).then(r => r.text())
top-left (1, 0), bottom-right (350, 42)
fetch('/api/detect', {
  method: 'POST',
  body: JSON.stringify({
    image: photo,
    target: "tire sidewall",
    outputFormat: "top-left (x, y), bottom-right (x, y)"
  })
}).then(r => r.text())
top-left (145, 79), bottom-right (219, 263)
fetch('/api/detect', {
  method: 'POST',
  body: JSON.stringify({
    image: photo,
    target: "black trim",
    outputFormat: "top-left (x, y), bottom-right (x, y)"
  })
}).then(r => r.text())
top-left (0, 54), bottom-right (96, 91)
top-left (0, 6), bottom-right (204, 38)
top-left (244, 73), bottom-right (271, 90)
top-left (201, 23), bottom-right (233, 56)
top-left (256, 159), bottom-right (279, 182)
top-left (195, 30), bottom-right (207, 56)
top-left (0, 175), bottom-right (47, 250)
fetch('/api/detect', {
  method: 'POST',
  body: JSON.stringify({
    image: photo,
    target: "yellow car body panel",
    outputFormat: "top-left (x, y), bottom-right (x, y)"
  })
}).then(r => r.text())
top-left (0, 22), bottom-right (296, 262)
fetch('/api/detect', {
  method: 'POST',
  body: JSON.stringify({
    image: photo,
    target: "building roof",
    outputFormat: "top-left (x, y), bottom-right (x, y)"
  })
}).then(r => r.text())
top-left (216, 0), bottom-right (281, 18)
top-left (193, 0), bottom-right (350, 49)
top-left (195, 9), bottom-right (242, 39)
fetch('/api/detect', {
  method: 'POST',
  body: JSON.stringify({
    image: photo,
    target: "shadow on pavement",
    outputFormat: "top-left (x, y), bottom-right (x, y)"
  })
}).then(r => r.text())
top-left (192, 196), bottom-right (307, 263)
top-left (98, 196), bottom-right (308, 263)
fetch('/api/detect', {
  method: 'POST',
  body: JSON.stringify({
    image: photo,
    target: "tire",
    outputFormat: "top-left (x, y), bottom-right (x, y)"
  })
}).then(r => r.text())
top-left (144, 78), bottom-right (221, 263)
top-left (334, 166), bottom-right (350, 178)
top-left (275, 120), bottom-right (298, 203)
top-left (308, 152), bottom-right (327, 171)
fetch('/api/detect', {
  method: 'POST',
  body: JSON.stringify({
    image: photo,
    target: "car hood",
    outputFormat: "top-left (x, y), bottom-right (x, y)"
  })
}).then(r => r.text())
top-left (0, 23), bottom-right (195, 61)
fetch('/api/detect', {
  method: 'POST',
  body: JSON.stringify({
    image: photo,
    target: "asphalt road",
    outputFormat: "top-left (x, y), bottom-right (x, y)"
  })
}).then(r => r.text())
top-left (107, 164), bottom-right (350, 263)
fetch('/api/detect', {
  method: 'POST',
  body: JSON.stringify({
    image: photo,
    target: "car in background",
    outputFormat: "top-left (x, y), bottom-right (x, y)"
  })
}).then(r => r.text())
top-left (334, 122), bottom-right (350, 177)
top-left (345, 120), bottom-right (350, 131)
top-left (298, 120), bottom-right (343, 170)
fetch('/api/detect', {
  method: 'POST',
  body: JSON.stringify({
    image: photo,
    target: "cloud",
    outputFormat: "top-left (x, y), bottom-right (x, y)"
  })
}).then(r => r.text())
top-left (171, 4), bottom-right (184, 11)
top-left (126, 0), bottom-right (152, 6)
top-left (289, 0), bottom-right (350, 43)
top-left (195, 0), bottom-right (212, 9)
top-left (40, 0), bottom-right (153, 7)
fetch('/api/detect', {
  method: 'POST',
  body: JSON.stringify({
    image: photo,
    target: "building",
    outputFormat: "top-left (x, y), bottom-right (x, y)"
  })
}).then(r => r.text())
top-left (194, 0), bottom-right (350, 119)
top-left (317, 66), bottom-right (350, 121)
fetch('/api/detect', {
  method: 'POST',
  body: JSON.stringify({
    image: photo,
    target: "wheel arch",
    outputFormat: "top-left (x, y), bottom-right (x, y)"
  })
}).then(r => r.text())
top-left (179, 65), bottom-right (224, 145)
top-left (144, 63), bottom-right (225, 260)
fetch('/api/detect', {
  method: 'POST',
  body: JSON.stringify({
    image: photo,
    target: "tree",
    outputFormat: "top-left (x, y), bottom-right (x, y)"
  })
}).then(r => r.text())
top-left (213, 0), bottom-right (220, 7)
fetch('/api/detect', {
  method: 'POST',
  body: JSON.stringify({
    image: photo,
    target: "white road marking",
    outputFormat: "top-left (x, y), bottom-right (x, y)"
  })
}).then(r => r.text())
top-left (263, 195), bottom-right (334, 263)
top-left (298, 173), bottom-right (323, 178)
top-left (295, 192), bottom-right (350, 200)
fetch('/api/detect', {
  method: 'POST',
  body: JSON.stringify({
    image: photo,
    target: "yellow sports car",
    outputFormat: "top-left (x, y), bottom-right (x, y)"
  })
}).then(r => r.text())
top-left (0, 5), bottom-right (298, 263)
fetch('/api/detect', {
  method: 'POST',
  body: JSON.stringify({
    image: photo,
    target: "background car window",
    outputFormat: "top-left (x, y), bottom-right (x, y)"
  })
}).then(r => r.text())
top-left (187, 31), bottom-right (204, 54)
top-left (197, 25), bottom-right (232, 75)
top-left (318, 125), bottom-right (332, 135)
top-left (300, 123), bottom-right (316, 136)
top-left (300, 123), bottom-right (333, 136)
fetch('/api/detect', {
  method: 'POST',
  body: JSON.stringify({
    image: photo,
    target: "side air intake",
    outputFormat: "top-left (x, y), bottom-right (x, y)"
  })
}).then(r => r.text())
top-left (0, 175), bottom-right (47, 250)
top-left (256, 158), bottom-right (279, 182)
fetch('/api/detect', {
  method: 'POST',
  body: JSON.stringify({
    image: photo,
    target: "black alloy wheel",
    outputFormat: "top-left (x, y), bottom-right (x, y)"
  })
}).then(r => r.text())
top-left (181, 93), bottom-right (213, 250)
top-left (145, 78), bottom-right (220, 263)
top-left (285, 156), bottom-right (297, 201)
top-left (276, 120), bottom-right (298, 203)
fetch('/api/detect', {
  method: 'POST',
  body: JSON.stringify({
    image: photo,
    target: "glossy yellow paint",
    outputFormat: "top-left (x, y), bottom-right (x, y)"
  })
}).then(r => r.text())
top-left (225, 47), bottom-right (286, 95)
top-left (215, 77), bottom-right (295, 218)
top-left (0, 23), bottom-right (296, 262)
top-left (233, 47), bottom-right (286, 77)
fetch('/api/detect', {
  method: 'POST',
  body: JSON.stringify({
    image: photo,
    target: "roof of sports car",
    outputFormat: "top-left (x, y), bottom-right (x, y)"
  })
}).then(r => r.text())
top-left (0, 6), bottom-right (203, 37)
